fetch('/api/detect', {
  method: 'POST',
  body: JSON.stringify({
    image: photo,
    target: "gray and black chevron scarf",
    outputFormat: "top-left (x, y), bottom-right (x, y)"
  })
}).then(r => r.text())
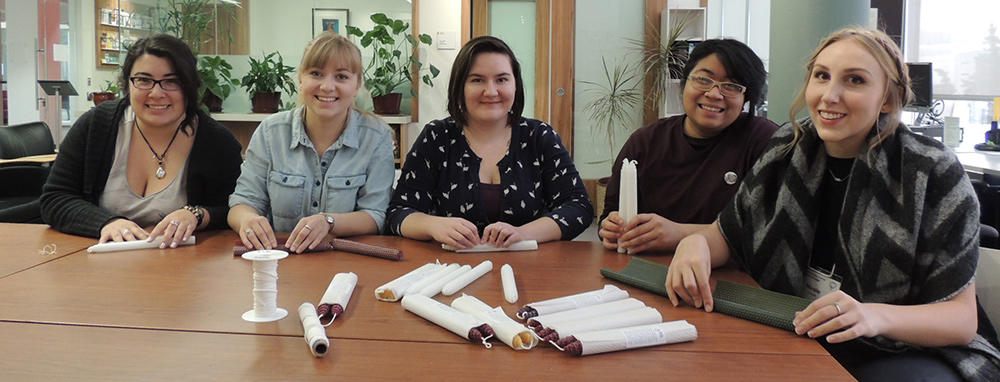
top-left (719, 119), bottom-right (1000, 381)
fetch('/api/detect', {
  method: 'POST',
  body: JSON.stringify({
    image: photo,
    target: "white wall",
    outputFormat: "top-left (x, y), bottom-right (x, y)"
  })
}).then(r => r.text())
top-left (416, 0), bottom-right (461, 127)
top-left (573, 0), bottom-right (645, 180)
top-left (238, 0), bottom-right (413, 114)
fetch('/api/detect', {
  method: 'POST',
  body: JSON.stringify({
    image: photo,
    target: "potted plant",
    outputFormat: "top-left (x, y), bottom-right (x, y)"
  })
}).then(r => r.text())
top-left (240, 51), bottom-right (296, 113)
top-left (198, 55), bottom-right (239, 112)
top-left (151, 0), bottom-right (241, 56)
top-left (91, 80), bottom-right (120, 106)
top-left (346, 13), bottom-right (439, 115)
top-left (580, 15), bottom-right (696, 217)
top-left (628, 11), bottom-right (698, 117)
top-left (579, 57), bottom-right (642, 217)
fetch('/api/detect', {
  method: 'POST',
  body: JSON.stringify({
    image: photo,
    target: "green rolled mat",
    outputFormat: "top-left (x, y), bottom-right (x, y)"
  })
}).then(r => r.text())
top-left (600, 256), bottom-right (811, 331)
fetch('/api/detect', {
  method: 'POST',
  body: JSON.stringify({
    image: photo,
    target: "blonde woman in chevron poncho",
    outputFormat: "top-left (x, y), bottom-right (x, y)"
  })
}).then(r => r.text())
top-left (665, 27), bottom-right (1000, 381)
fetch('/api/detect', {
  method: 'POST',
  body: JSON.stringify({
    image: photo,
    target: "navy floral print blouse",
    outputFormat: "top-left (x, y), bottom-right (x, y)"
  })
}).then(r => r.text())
top-left (387, 117), bottom-right (593, 240)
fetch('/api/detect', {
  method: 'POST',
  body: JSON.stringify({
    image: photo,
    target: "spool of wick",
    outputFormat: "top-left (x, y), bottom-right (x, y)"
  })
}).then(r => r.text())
top-left (241, 249), bottom-right (289, 322)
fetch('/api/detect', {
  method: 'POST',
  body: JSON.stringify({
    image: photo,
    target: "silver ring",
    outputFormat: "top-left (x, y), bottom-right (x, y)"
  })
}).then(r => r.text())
top-left (304, 224), bottom-right (312, 230)
top-left (245, 229), bottom-right (254, 235)
top-left (122, 229), bottom-right (130, 235)
top-left (170, 220), bottom-right (179, 226)
top-left (833, 302), bottom-right (842, 316)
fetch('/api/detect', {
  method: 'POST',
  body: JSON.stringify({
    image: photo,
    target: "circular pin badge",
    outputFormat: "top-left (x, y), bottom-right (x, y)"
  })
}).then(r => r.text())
top-left (724, 171), bottom-right (738, 185)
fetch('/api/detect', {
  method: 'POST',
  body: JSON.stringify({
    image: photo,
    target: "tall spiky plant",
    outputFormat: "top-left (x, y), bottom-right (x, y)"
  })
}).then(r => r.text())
top-left (626, 11), bottom-right (698, 113)
top-left (579, 57), bottom-right (642, 161)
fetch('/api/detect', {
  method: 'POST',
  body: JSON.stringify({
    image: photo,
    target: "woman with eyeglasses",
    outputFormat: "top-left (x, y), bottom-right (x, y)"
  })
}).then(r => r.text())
top-left (599, 38), bottom-right (778, 254)
top-left (40, 34), bottom-right (242, 246)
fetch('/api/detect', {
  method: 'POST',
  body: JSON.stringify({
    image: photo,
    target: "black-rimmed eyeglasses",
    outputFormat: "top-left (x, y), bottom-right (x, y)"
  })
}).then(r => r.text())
top-left (687, 75), bottom-right (746, 97)
top-left (129, 77), bottom-right (182, 91)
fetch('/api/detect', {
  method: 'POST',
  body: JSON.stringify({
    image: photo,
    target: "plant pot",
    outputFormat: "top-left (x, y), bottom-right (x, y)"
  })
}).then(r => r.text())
top-left (203, 92), bottom-right (223, 113)
top-left (595, 176), bottom-right (610, 218)
top-left (251, 92), bottom-right (281, 113)
top-left (91, 92), bottom-right (116, 106)
top-left (372, 93), bottom-right (403, 115)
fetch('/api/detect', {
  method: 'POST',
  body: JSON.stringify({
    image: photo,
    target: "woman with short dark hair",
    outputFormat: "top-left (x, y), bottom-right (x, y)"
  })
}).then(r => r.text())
top-left (600, 38), bottom-right (778, 253)
top-left (387, 36), bottom-right (593, 248)
top-left (40, 34), bottom-right (242, 247)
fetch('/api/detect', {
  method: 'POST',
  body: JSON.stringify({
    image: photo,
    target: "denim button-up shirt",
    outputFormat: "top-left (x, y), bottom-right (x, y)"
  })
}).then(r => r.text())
top-left (229, 107), bottom-right (395, 232)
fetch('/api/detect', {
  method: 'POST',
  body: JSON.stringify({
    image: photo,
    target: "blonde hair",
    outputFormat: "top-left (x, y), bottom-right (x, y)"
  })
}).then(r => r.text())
top-left (786, 26), bottom-right (912, 156)
top-left (296, 32), bottom-right (364, 108)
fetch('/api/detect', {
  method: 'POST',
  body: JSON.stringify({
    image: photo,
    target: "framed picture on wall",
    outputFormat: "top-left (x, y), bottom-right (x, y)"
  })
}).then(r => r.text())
top-left (312, 8), bottom-right (349, 37)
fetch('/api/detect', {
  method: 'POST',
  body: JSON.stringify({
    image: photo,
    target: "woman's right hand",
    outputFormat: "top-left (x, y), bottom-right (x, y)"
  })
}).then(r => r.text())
top-left (427, 216), bottom-right (480, 249)
top-left (99, 218), bottom-right (149, 243)
top-left (239, 215), bottom-right (278, 250)
top-left (599, 212), bottom-right (623, 250)
top-left (665, 233), bottom-right (715, 312)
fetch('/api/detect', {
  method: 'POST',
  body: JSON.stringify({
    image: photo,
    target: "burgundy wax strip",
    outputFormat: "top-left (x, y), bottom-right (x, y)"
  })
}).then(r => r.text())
top-left (555, 335), bottom-right (578, 349)
top-left (541, 330), bottom-right (559, 343)
top-left (316, 303), bottom-right (344, 322)
top-left (564, 340), bottom-right (583, 356)
top-left (517, 306), bottom-right (538, 319)
top-left (233, 237), bottom-right (402, 261)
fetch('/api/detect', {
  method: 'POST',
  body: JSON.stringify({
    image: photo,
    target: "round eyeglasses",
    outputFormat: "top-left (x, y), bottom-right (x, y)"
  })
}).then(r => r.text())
top-left (687, 75), bottom-right (746, 97)
top-left (129, 77), bottom-right (182, 91)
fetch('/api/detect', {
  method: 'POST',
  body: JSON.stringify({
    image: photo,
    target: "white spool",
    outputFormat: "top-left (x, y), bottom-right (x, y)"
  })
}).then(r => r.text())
top-left (241, 249), bottom-right (289, 322)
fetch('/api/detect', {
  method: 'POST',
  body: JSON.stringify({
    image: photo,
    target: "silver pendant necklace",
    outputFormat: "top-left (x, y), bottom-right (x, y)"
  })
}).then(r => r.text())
top-left (134, 119), bottom-right (183, 179)
top-left (828, 168), bottom-right (850, 183)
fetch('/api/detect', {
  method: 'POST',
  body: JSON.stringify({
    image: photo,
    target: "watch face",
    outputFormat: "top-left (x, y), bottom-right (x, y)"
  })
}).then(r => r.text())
top-left (326, 215), bottom-right (335, 224)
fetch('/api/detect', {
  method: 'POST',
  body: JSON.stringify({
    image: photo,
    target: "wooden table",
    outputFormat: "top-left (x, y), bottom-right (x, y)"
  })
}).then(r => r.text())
top-left (0, 223), bottom-right (94, 278)
top-left (0, 225), bottom-right (852, 380)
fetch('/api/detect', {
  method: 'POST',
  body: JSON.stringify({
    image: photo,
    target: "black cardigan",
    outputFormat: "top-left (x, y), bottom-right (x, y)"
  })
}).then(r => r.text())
top-left (40, 99), bottom-right (243, 238)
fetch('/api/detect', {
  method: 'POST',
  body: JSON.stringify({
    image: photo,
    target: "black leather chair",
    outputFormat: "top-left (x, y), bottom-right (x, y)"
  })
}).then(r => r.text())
top-left (0, 121), bottom-right (55, 214)
top-left (972, 176), bottom-right (1000, 249)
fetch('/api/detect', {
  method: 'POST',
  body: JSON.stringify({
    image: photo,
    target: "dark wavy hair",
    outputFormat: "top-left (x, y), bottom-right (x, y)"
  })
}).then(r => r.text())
top-left (447, 36), bottom-right (524, 127)
top-left (119, 34), bottom-right (201, 135)
top-left (679, 38), bottom-right (767, 116)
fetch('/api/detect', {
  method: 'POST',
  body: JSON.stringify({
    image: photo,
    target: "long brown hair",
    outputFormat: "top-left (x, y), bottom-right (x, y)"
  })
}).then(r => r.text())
top-left (785, 26), bottom-right (912, 156)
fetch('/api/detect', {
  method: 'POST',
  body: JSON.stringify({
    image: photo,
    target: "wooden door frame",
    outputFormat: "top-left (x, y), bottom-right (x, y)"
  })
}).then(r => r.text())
top-left (465, 0), bottom-right (573, 153)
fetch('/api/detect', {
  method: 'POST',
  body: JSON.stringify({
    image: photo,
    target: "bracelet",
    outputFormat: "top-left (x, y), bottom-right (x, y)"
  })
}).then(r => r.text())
top-left (183, 205), bottom-right (204, 227)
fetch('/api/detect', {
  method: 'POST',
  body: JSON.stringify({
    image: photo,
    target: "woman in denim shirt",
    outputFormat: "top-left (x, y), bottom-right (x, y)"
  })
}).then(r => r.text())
top-left (228, 32), bottom-right (394, 253)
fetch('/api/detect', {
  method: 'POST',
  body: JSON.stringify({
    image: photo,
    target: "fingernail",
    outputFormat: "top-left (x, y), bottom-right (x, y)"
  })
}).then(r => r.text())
top-left (182, 236), bottom-right (187, 241)
top-left (159, 243), bottom-right (166, 249)
top-left (171, 242), bottom-right (177, 248)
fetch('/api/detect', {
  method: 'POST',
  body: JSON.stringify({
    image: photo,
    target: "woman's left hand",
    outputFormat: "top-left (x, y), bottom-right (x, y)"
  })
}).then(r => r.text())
top-left (285, 214), bottom-right (331, 253)
top-left (793, 290), bottom-right (882, 343)
top-left (482, 222), bottom-right (525, 248)
top-left (148, 208), bottom-right (199, 248)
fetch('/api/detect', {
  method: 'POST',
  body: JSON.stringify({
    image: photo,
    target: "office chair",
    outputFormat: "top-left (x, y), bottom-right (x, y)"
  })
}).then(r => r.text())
top-left (972, 177), bottom-right (1000, 249)
top-left (0, 121), bottom-right (55, 214)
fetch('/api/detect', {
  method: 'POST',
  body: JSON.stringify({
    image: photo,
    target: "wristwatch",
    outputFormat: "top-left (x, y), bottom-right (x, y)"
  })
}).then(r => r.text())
top-left (323, 213), bottom-right (336, 234)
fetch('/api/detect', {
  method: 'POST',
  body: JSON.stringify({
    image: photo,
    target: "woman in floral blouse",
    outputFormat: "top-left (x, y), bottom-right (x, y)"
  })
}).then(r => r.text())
top-left (387, 36), bottom-right (592, 249)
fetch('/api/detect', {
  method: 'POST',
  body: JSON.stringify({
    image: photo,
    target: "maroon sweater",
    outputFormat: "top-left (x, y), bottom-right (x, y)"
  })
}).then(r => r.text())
top-left (601, 113), bottom-right (777, 225)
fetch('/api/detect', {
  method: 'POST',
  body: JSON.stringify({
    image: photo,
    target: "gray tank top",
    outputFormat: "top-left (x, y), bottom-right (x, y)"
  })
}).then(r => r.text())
top-left (98, 107), bottom-right (189, 227)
